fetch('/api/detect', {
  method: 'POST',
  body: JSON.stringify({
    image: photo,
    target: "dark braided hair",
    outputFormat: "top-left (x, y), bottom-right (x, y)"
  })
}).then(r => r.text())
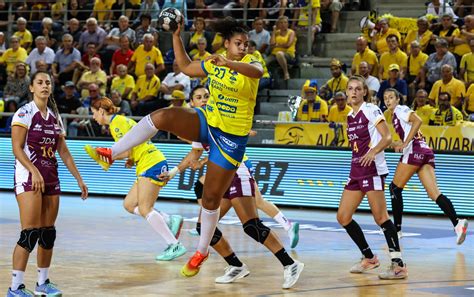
top-left (30, 71), bottom-right (63, 129)
top-left (211, 17), bottom-right (249, 41)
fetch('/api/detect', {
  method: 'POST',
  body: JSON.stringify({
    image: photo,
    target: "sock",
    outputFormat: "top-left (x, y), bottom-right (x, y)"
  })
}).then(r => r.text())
top-left (133, 206), bottom-right (141, 216)
top-left (197, 207), bottom-right (220, 255)
top-left (37, 267), bottom-right (49, 286)
top-left (273, 212), bottom-right (292, 231)
top-left (223, 253), bottom-right (243, 267)
top-left (380, 219), bottom-right (404, 267)
top-left (274, 248), bottom-right (295, 266)
top-left (111, 114), bottom-right (158, 158)
top-left (436, 194), bottom-right (459, 227)
top-left (11, 270), bottom-right (24, 291)
top-left (158, 210), bottom-right (170, 223)
top-left (145, 210), bottom-right (178, 245)
top-left (389, 182), bottom-right (404, 232)
top-left (343, 220), bottom-right (374, 259)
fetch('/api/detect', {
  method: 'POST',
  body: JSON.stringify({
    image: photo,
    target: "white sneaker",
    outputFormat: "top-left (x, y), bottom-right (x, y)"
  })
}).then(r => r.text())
top-left (215, 264), bottom-right (250, 284)
top-left (378, 262), bottom-right (408, 279)
top-left (455, 219), bottom-right (468, 245)
top-left (282, 260), bottom-right (304, 289)
top-left (397, 231), bottom-right (403, 239)
top-left (350, 255), bottom-right (380, 273)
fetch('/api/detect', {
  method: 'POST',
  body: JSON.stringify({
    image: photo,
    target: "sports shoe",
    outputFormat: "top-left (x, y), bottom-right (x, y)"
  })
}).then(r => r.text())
top-left (181, 250), bottom-right (209, 277)
top-left (288, 222), bottom-right (300, 249)
top-left (397, 231), bottom-right (403, 239)
top-left (84, 145), bottom-right (112, 171)
top-left (34, 279), bottom-right (62, 296)
top-left (349, 255), bottom-right (380, 273)
top-left (455, 219), bottom-right (468, 245)
top-left (6, 284), bottom-right (34, 297)
top-left (378, 262), bottom-right (408, 279)
top-left (167, 215), bottom-right (184, 239)
top-left (215, 264), bottom-right (250, 284)
top-left (156, 242), bottom-right (187, 261)
top-left (282, 260), bottom-right (304, 289)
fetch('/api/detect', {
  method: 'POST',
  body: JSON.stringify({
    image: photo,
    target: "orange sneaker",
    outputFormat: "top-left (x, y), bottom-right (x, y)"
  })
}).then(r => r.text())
top-left (181, 251), bottom-right (209, 277)
top-left (84, 145), bottom-right (112, 171)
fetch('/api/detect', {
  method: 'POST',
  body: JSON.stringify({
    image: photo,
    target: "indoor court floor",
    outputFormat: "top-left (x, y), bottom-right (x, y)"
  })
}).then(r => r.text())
top-left (0, 191), bottom-right (472, 296)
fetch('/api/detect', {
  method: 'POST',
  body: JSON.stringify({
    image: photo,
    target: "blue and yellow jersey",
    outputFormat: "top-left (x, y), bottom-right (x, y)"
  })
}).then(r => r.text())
top-left (201, 54), bottom-right (260, 136)
top-left (109, 114), bottom-right (166, 176)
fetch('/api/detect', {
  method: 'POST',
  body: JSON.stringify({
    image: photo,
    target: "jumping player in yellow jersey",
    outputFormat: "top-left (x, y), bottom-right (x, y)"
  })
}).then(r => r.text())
top-left (89, 17), bottom-right (265, 278)
top-left (85, 98), bottom-right (187, 261)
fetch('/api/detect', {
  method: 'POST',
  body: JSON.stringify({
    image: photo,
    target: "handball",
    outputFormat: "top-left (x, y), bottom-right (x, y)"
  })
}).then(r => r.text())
top-left (158, 7), bottom-right (182, 32)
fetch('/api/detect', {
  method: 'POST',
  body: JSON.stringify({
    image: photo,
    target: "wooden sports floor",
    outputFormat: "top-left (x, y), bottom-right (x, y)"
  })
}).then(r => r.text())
top-left (0, 192), bottom-right (472, 296)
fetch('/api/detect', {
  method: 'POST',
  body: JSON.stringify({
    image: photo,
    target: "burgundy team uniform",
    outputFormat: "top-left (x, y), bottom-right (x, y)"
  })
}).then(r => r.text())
top-left (345, 102), bottom-right (389, 192)
top-left (12, 102), bottom-right (64, 195)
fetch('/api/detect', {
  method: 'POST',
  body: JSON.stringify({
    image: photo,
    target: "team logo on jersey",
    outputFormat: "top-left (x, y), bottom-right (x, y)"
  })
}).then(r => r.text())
top-left (362, 179), bottom-right (369, 187)
top-left (216, 102), bottom-right (237, 113)
top-left (33, 124), bottom-right (42, 131)
top-left (219, 135), bottom-right (238, 149)
top-left (414, 153), bottom-right (424, 160)
top-left (18, 112), bottom-right (26, 118)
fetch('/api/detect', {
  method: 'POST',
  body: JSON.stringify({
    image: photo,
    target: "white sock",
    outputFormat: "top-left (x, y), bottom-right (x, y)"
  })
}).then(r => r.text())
top-left (111, 114), bottom-right (158, 158)
top-left (146, 210), bottom-right (178, 245)
top-left (273, 212), bottom-right (292, 231)
top-left (158, 210), bottom-right (170, 224)
top-left (37, 267), bottom-right (49, 285)
top-left (197, 207), bottom-right (220, 254)
top-left (133, 206), bottom-right (141, 216)
top-left (11, 270), bottom-right (24, 290)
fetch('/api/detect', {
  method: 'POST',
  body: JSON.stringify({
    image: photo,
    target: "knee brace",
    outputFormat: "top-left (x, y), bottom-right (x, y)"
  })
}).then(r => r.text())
top-left (195, 222), bottom-right (222, 246)
top-left (243, 218), bottom-right (270, 244)
top-left (389, 182), bottom-right (403, 199)
top-left (38, 226), bottom-right (56, 250)
top-left (194, 180), bottom-right (203, 199)
top-left (17, 228), bottom-right (39, 253)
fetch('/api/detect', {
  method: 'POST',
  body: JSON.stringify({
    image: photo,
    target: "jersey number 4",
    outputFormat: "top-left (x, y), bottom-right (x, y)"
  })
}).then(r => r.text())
top-left (352, 141), bottom-right (359, 153)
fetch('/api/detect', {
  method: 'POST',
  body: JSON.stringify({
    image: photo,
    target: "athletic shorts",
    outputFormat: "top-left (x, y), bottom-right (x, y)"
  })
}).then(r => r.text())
top-left (15, 182), bottom-right (61, 196)
top-left (223, 163), bottom-right (256, 199)
top-left (243, 159), bottom-right (254, 176)
top-left (138, 160), bottom-right (169, 186)
top-left (344, 175), bottom-right (387, 193)
top-left (400, 151), bottom-right (436, 169)
top-left (195, 107), bottom-right (248, 170)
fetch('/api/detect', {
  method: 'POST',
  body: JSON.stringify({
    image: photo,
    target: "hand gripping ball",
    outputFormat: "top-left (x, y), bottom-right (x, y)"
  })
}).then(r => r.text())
top-left (158, 7), bottom-right (183, 32)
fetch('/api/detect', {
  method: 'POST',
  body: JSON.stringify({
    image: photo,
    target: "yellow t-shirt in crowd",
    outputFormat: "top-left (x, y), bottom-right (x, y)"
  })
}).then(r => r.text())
top-left (109, 114), bottom-right (166, 176)
top-left (212, 33), bottom-right (226, 55)
top-left (133, 74), bottom-right (160, 100)
top-left (93, 0), bottom-right (115, 22)
top-left (271, 29), bottom-right (297, 58)
top-left (0, 47), bottom-right (28, 74)
top-left (408, 52), bottom-right (429, 76)
top-left (379, 48), bottom-right (408, 79)
top-left (297, 0), bottom-right (321, 26)
top-left (403, 29), bottom-right (432, 53)
top-left (352, 47), bottom-right (379, 76)
top-left (201, 54), bottom-right (260, 136)
top-left (326, 73), bottom-right (349, 94)
top-left (429, 106), bottom-right (464, 126)
top-left (464, 83), bottom-right (474, 112)
top-left (328, 104), bottom-right (352, 123)
top-left (251, 50), bottom-right (270, 79)
top-left (296, 97), bottom-right (328, 122)
top-left (453, 28), bottom-right (474, 56)
top-left (415, 104), bottom-right (436, 125)
top-left (192, 51), bottom-right (211, 61)
top-left (111, 74), bottom-right (135, 99)
top-left (375, 28), bottom-right (401, 54)
top-left (13, 30), bottom-right (33, 52)
top-left (440, 27), bottom-right (460, 52)
top-left (429, 78), bottom-right (466, 107)
top-left (131, 45), bottom-right (164, 77)
top-left (80, 70), bottom-right (107, 98)
top-left (460, 52), bottom-right (474, 83)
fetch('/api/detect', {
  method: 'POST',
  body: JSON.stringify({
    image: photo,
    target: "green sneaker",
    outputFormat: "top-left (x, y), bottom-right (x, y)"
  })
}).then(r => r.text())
top-left (156, 242), bottom-right (187, 261)
top-left (168, 215), bottom-right (184, 239)
top-left (288, 222), bottom-right (300, 249)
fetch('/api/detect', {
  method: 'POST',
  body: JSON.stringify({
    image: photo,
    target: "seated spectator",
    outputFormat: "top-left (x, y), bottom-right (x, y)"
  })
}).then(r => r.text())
top-left (413, 89), bottom-right (436, 124)
top-left (293, 0), bottom-right (321, 35)
top-left (129, 34), bottom-right (165, 77)
top-left (110, 89), bottom-right (132, 116)
top-left (92, 0), bottom-right (115, 26)
top-left (377, 64), bottom-right (408, 111)
top-left (52, 34), bottom-right (82, 86)
top-left (78, 57), bottom-right (107, 98)
top-left (407, 41), bottom-right (429, 105)
top-left (13, 17), bottom-right (33, 52)
top-left (371, 18), bottom-right (401, 54)
top-left (192, 37), bottom-right (211, 61)
top-left (249, 17), bottom-right (271, 54)
top-left (168, 90), bottom-right (186, 107)
top-left (427, 0), bottom-right (459, 22)
top-left (403, 16), bottom-right (433, 55)
top-left (323, 58), bottom-right (348, 98)
top-left (429, 91), bottom-right (464, 125)
top-left (211, 32), bottom-right (226, 55)
top-left (428, 64), bottom-right (465, 109)
top-left (65, 18), bottom-right (82, 48)
top-left (160, 60), bottom-right (191, 100)
top-left (35, 60), bottom-right (49, 73)
top-left (0, 36), bottom-right (28, 77)
top-left (464, 82), bottom-right (474, 116)
top-left (453, 15), bottom-right (474, 68)
top-left (41, 17), bottom-right (61, 51)
top-left (320, 0), bottom-right (344, 33)
top-left (78, 18), bottom-right (107, 54)
top-left (131, 63), bottom-right (161, 116)
top-left (328, 91), bottom-right (352, 123)
top-left (429, 13), bottom-right (459, 54)
top-left (135, 14), bottom-right (159, 47)
top-left (351, 36), bottom-right (378, 76)
top-left (110, 35), bottom-right (134, 76)
top-left (111, 64), bottom-right (135, 100)
top-left (104, 15), bottom-right (136, 70)
top-left (67, 0), bottom-right (92, 22)
top-left (188, 17), bottom-right (212, 57)
top-left (82, 83), bottom-right (102, 108)
top-left (379, 34), bottom-right (408, 80)
top-left (460, 39), bottom-right (474, 86)
top-left (133, 0), bottom-right (160, 27)
top-left (296, 79), bottom-right (328, 122)
top-left (56, 81), bottom-right (82, 114)
top-left (3, 62), bottom-right (30, 105)
top-left (267, 16), bottom-right (297, 80)
top-left (248, 40), bottom-right (271, 90)
top-left (358, 61), bottom-right (380, 101)
top-left (26, 36), bottom-right (55, 75)
top-left (51, 0), bottom-right (65, 22)
top-left (420, 39), bottom-right (457, 91)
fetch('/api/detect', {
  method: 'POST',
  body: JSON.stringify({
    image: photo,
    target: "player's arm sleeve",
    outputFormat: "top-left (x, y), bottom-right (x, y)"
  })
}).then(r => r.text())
top-left (367, 104), bottom-right (385, 126)
top-left (11, 106), bottom-right (32, 129)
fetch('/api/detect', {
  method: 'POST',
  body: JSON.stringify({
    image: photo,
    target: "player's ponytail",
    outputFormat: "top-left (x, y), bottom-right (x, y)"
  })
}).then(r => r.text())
top-left (91, 97), bottom-right (120, 115)
top-left (212, 17), bottom-right (249, 40)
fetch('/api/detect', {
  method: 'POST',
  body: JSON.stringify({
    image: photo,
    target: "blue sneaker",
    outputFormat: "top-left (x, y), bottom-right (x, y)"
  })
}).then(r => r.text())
top-left (156, 242), bottom-right (187, 261)
top-left (167, 215), bottom-right (184, 239)
top-left (288, 222), bottom-right (300, 249)
top-left (34, 279), bottom-right (62, 296)
top-left (7, 285), bottom-right (34, 297)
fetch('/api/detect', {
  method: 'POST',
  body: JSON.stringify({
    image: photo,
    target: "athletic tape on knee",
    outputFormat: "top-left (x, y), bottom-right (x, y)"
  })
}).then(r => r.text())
top-left (210, 227), bottom-right (222, 246)
top-left (243, 218), bottom-right (270, 244)
top-left (38, 226), bottom-right (56, 250)
top-left (194, 180), bottom-right (203, 199)
top-left (17, 228), bottom-right (39, 253)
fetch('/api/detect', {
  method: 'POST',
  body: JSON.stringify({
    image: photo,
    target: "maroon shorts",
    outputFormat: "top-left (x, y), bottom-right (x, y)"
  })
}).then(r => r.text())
top-left (223, 165), bottom-right (256, 199)
top-left (344, 175), bottom-right (386, 193)
top-left (400, 151), bottom-right (435, 168)
top-left (15, 182), bottom-right (61, 196)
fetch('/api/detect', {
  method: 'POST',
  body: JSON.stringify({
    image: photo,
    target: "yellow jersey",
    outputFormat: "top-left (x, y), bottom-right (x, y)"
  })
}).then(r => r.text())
top-left (201, 54), bottom-right (260, 136)
top-left (13, 30), bottom-right (33, 52)
top-left (403, 29), bottom-right (432, 53)
top-left (415, 104), bottom-right (436, 125)
top-left (460, 52), bottom-right (474, 83)
top-left (109, 114), bottom-right (166, 176)
top-left (251, 50), bottom-right (270, 78)
top-left (192, 51), bottom-right (211, 61)
top-left (271, 29), bottom-right (297, 58)
top-left (79, 70), bottom-right (107, 98)
top-left (375, 28), bottom-right (401, 54)
top-left (297, 0), bottom-right (321, 26)
top-left (429, 78), bottom-right (465, 107)
top-left (133, 74), bottom-right (161, 100)
top-left (111, 74), bottom-right (135, 99)
top-left (93, 0), bottom-right (115, 22)
top-left (352, 47), bottom-right (378, 76)
top-left (408, 52), bottom-right (428, 76)
top-left (296, 97), bottom-right (328, 122)
top-left (131, 45), bottom-right (164, 77)
top-left (0, 47), bottom-right (28, 74)
top-left (440, 27), bottom-right (460, 52)
top-left (326, 73), bottom-right (349, 94)
top-left (328, 104), bottom-right (352, 123)
top-left (379, 49), bottom-right (408, 79)
top-left (453, 28), bottom-right (474, 56)
top-left (465, 83), bottom-right (474, 112)
top-left (383, 109), bottom-right (392, 125)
